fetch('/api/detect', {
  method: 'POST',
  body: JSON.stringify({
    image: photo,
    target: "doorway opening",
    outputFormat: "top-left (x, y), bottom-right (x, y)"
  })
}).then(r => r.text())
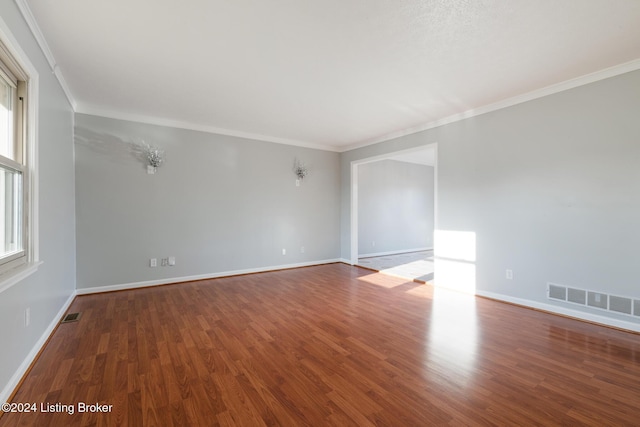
top-left (350, 144), bottom-right (438, 283)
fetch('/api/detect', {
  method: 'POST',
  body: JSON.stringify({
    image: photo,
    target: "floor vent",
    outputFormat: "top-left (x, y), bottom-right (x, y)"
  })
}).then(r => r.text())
top-left (548, 283), bottom-right (639, 319)
top-left (61, 312), bottom-right (82, 323)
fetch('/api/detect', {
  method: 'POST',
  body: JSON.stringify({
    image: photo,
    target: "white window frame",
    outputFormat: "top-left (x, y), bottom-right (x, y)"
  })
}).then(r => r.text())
top-left (0, 67), bottom-right (26, 267)
top-left (0, 20), bottom-right (40, 293)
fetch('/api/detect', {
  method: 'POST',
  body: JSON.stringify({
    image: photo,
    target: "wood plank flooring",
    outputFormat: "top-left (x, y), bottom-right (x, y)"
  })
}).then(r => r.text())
top-left (2, 263), bottom-right (640, 426)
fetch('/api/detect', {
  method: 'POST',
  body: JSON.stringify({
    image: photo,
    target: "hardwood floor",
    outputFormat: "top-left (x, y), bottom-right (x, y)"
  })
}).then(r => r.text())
top-left (2, 263), bottom-right (640, 426)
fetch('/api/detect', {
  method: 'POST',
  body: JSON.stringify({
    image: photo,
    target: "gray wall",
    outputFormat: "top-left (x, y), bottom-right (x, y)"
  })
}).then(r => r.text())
top-left (341, 69), bottom-right (640, 326)
top-left (75, 114), bottom-right (341, 289)
top-left (0, 2), bottom-right (76, 397)
top-left (358, 160), bottom-right (434, 256)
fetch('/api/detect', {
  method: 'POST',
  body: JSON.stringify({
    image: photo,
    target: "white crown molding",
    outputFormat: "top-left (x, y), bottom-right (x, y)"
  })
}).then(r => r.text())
top-left (76, 103), bottom-right (340, 152)
top-left (78, 57), bottom-right (640, 153)
top-left (14, 0), bottom-right (76, 110)
top-left (12, 1), bottom-right (53, 67)
top-left (340, 58), bottom-right (640, 153)
top-left (51, 65), bottom-right (76, 110)
top-left (11, 0), bottom-right (640, 153)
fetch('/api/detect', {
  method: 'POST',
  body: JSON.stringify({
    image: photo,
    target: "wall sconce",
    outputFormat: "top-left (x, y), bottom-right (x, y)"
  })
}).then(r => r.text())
top-left (293, 159), bottom-right (308, 186)
top-left (143, 142), bottom-right (165, 174)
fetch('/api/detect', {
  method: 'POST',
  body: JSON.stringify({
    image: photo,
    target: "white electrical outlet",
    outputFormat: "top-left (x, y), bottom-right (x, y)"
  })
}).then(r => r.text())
top-left (372, 241), bottom-right (376, 247)
top-left (506, 269), bottom-right (513, 280)
top-left (161, 258), bottom-right (169, 266)
top-left (150, 258), bottom-right (157, 267)
top-left (25, 307), bottom-right (30, 327)
top-left (282, 248), bottom-right (286, 255)
top-left (300, 246), bottom-right (305, 253)
top-left (168, 256), bottom-right (176, 266)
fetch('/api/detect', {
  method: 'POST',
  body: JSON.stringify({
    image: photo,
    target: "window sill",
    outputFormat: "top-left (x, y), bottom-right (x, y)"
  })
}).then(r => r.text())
top-left (0, 261), bottom-right (43, 294)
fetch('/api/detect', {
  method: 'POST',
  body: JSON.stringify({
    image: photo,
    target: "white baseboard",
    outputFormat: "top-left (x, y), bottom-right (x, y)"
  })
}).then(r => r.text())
top-left (358, 247), bottom-right (433, 259)
top-left (475, 290), bottom-right (640, 333)
top-left (337, 258), bottom-right (353, 265)
top-left (0, 290), bottom-right (76, 404)
top-left (76, 258), bottom-right (342, 295)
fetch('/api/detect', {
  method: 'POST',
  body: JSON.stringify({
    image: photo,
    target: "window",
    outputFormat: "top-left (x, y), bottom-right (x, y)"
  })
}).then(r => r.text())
top-left (0, 40), bottom-right (29, 274)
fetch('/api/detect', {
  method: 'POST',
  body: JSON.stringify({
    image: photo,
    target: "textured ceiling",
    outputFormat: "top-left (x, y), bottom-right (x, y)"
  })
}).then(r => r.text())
top-left (24, 0), bottom-right (640, 150)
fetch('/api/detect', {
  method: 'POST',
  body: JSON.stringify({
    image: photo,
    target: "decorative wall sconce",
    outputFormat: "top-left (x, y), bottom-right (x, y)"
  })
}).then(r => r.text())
top-left (142, 142), bottom-right (165, 174)
top-left (293, 159), bottom-right (308, 186)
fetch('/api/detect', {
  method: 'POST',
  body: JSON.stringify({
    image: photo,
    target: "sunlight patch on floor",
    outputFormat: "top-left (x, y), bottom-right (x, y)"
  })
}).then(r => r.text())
top-left (358, 250), bottom-right (434, 282)
top-left (426, 286), bottom-right (479, 385)
top-left (381, 259), bottom-right (434, 280)
top-left (357, 273), bottom-right (408, 288)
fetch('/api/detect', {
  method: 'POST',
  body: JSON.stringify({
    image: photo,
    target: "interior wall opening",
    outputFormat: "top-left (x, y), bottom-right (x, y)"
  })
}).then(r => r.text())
top-left (350, 143), bottom-right (438, 283)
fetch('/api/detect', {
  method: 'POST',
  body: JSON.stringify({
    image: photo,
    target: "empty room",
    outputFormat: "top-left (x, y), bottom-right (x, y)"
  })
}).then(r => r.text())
top-left (1, 0), bottom-right (640, 425)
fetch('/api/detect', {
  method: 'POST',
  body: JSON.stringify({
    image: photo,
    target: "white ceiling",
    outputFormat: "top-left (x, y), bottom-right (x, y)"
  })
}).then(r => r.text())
top-left (24, 0), bottom-right (640, 151)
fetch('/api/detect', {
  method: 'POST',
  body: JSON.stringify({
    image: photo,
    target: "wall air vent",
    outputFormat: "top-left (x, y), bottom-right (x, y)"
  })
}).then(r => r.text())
top-left (587, 292), bottom-right (608, 310)
top-left (567, 288), bottom-right (586, 305)
top-left (548, 283), bottom-right (567, 301)
top-left (609, 296), bottom-right (633, 315)
top-left (547, 283), bottom-right (639, 319)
